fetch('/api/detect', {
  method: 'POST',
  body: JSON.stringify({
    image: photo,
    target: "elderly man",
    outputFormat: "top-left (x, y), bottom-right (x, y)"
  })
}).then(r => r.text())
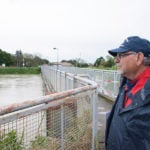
top-left (105, 36), bottom-right (150, 150)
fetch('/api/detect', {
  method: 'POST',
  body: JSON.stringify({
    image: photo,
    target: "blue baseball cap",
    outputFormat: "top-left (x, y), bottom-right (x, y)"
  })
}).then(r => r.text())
top-left (108, 36), bottom-right (150, 57)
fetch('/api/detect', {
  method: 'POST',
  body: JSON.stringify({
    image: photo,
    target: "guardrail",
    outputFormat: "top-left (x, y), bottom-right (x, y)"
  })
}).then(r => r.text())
top-left (56, 66), bottom-right (121, 99)
top-left (0, 65), bottom-right (98, 150)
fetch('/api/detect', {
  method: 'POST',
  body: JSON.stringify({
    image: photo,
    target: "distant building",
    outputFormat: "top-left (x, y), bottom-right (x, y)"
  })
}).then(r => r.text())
top-left (51, 62), bottom-right (73, 67)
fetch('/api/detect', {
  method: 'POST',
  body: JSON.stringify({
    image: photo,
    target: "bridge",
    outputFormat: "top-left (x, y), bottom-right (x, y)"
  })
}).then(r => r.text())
top-left (0, 66), bottom-right (120, 150)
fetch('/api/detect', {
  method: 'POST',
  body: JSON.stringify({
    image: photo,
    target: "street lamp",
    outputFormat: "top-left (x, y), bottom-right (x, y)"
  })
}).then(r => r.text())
top-left (53, 47), bottom-right (59, 70)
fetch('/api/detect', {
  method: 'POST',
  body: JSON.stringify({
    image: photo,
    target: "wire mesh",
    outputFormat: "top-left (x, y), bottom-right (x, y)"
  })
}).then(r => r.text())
top-left (58, 66), bottom-right (121, 99)
top-left (0, 91), bottom-right (95, 150)
top-left (0, 110), bottom-right (47, 150)
top-left (0, 66), bottom-right (98, 149)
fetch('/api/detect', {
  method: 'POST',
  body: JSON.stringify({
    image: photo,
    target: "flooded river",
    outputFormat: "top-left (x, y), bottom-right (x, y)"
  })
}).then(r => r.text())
top-left (0, 74), bottom-right (113, 135)
top-left (0, 74), bottom-right (43, 106)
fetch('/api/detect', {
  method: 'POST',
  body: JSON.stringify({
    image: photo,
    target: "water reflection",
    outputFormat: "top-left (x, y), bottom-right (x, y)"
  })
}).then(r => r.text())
top-left (0, 75), bottom-right (43, 106)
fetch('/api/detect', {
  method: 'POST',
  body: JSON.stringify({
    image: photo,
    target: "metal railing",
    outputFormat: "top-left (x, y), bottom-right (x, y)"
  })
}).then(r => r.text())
top-left (57, 66), bottom-right (121, 99)
top-left (0, 65), bottom-right (98, 150)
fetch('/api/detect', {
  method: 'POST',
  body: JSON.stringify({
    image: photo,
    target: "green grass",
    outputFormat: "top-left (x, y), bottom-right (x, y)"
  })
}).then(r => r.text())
top-left (0, 67), bottom-right (41, 74)
top-left (0, 130), bottom-right (23, 150)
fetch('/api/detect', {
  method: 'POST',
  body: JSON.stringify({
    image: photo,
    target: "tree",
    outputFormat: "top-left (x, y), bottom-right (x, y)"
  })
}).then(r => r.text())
top-left (0, 49), bottom-right (49, 67)
top-left (0, 49), bottom-right (13, 66)
top-left (23, 53), bottom-right (48, 67)
top-left (104, 55), bottom-right (115, 67)
top-left (94, 57), bottom-right (105, 67)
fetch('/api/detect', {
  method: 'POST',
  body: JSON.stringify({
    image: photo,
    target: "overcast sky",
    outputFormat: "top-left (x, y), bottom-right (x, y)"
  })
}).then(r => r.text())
top-left (0, 0), bottom-right (150, 63)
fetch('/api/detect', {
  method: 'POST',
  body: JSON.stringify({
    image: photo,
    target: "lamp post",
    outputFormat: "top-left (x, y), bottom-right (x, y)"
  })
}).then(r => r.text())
top-left (53, 47), bottom-right (59, 70)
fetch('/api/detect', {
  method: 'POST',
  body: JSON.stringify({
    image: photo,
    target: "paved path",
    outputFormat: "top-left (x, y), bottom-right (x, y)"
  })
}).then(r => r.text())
top-left (97, 94), bottom-right (114, 148)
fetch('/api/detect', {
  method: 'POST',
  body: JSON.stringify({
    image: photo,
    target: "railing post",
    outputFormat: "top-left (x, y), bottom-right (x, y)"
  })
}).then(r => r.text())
top-left (65, 72), bottom-right (67, 90)
top-left (59, 71), bottom-right (61, 92)
top-left (101, 70), bottom-right (104, 93)
top-left (93, 69), bottom-right (96, 81)
top-left (73, 75), bottom-right (77, 89)
top-left (92, 89), bottom-right (98, 150)
top-left (55, 70), bottom-right (57, 91)
top-left (61, 105), bottom-right (64, 150)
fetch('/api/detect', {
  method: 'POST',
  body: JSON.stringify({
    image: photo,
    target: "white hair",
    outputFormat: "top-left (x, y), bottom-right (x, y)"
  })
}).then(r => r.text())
top-left (144, 57), bottom-right (150, 66)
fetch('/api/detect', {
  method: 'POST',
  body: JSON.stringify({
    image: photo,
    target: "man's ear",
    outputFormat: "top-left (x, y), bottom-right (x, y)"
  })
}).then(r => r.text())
top-left (136, 52), bottom-right (144, 66)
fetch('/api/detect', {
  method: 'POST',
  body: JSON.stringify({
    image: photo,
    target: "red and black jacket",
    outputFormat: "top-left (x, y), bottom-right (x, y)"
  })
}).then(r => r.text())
top-left (105, 67), bottom-right (150, 150)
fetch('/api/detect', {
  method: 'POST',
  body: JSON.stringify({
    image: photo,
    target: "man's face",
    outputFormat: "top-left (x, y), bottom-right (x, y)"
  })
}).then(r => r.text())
top-left (114, 51), bottom-right (139, 79)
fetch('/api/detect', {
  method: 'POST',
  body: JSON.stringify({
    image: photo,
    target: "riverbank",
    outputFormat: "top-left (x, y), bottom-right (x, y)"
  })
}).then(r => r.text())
top-left (0, 67), bottom-right (41, 74)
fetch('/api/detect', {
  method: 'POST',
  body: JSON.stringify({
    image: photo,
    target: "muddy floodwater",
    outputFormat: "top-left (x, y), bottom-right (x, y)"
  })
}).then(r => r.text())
top-left (0, 74), bottom-right (44, 106)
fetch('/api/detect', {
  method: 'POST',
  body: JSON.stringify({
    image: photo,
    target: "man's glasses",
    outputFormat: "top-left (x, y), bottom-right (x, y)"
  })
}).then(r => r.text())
top-left (115, 52), bottom-right (137, 60)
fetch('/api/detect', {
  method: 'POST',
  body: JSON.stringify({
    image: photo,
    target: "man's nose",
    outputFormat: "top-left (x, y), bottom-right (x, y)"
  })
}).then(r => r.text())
top-left (114, 57), bottom-right (120, 63)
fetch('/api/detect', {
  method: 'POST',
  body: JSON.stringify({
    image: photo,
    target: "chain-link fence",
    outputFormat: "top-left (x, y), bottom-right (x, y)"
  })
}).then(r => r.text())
top-left (0, 65), bottom-right (98, 150)
top-left (57, 66), bottom-right (121, 99)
